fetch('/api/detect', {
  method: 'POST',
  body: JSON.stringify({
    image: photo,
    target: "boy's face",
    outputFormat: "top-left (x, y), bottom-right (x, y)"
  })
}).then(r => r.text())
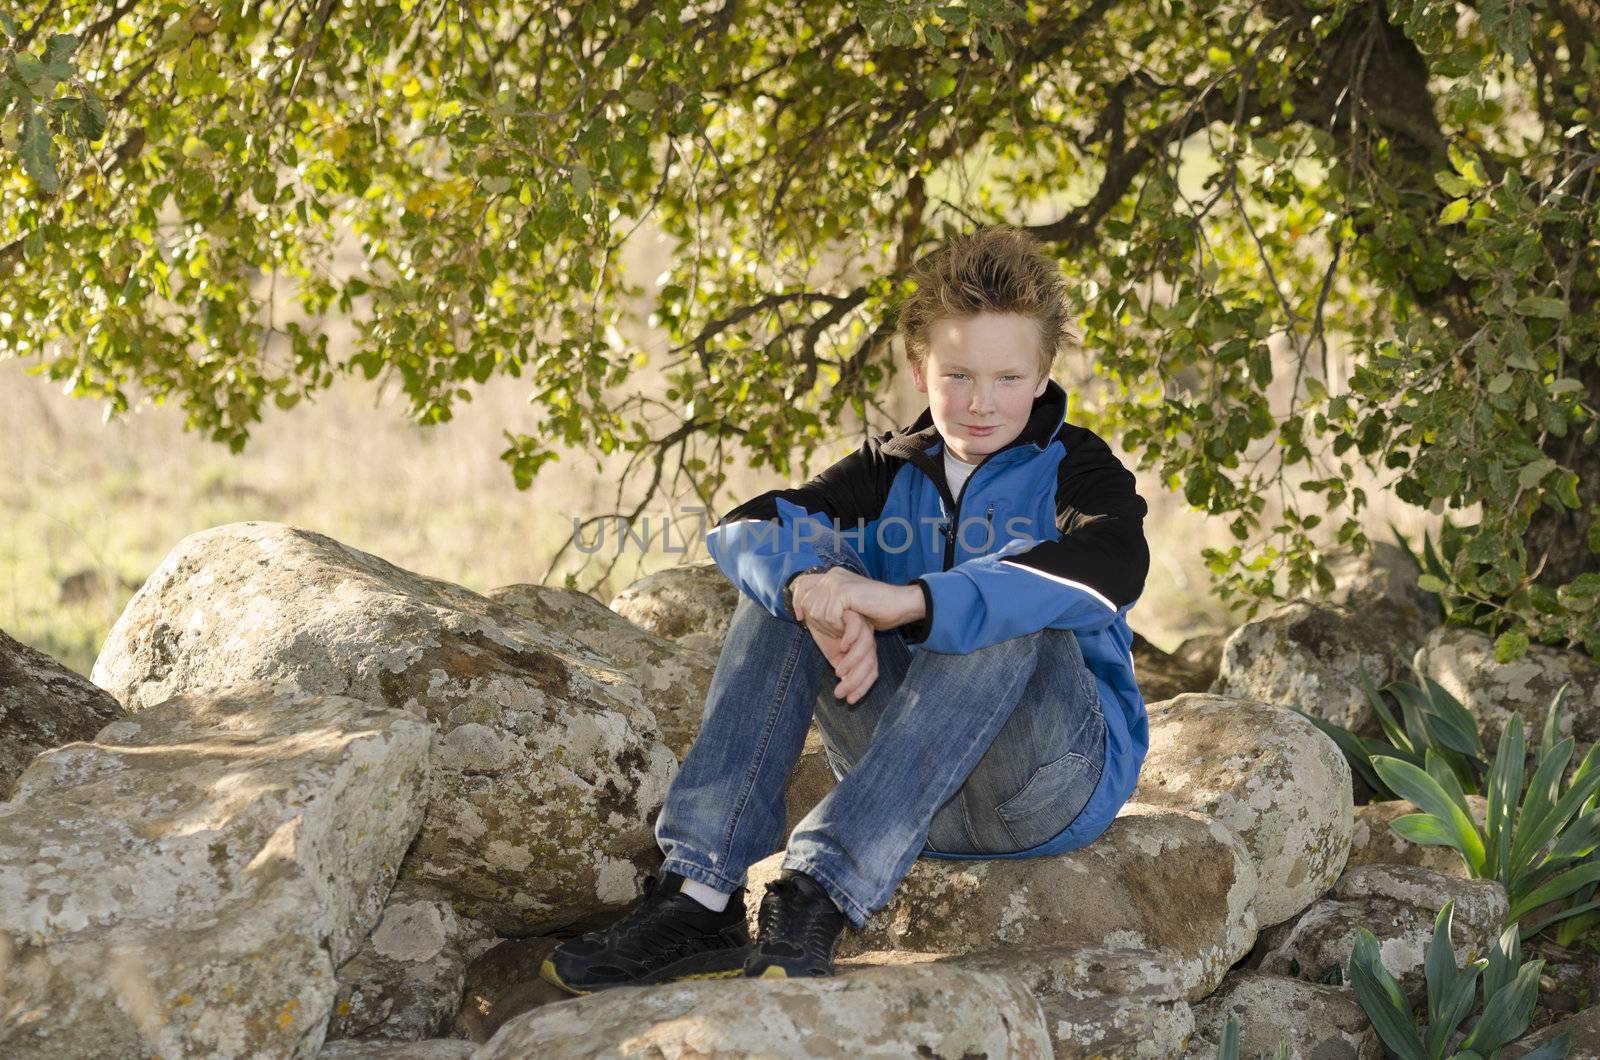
top-left (911, 312), bottom-right (1050, 467)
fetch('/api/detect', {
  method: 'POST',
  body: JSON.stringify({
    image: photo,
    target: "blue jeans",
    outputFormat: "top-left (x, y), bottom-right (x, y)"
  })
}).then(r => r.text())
top-left (654, 545), bottom-right (1107, 929)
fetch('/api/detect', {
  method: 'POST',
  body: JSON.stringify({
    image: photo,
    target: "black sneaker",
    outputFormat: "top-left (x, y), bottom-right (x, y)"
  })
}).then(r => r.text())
top-left (539, 870), bottom-right (752, 996)
top-left (743, 868), bottom-right (849, 979)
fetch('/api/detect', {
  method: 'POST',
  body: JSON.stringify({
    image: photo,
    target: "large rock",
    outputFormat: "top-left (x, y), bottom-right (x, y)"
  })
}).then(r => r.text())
top-left (318, 1042), bottom-right (475, 1059)
top-left (90, 522), bottom-right (679, 934)
top-left (1415, 626), bottom-right (1600, 756)
top-left (1503, 1004), bottom-right (1600, 1058)
top-left (1184, 970), bottom-right (1380, 1059)
top-left (609, 562), bottom-right (738, 657)
top-left (0, 628), bottom-right (125, 800)
top-left (1345, 798), bottom-right (1484, 878)
top-left (327, 881), bottom-right (497, 1043)
top-left (934, 947), bottom-right (1194, 1058)
top-left (1135, 693), bottom-right (1353, 927)
top-left (1320, 541), bottom-right (1442, 647)
top-left (1211, 598), bottom-right (1412, 733)
top-left (0, 690), bottom-right (431, 1059)
top-left (487, 583), bottom-right (715, 760)
top-left (747, 802), bottom-right (1259, 1002)
top-left (1255, 864), bottom-right (1507, 1003)
top-left (475, 962), bottom-right (1053, 1058)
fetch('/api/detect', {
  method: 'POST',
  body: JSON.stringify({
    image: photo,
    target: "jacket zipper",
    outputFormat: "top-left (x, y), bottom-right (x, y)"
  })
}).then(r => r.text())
top-left (940, 479), bottom-right (1000, 570)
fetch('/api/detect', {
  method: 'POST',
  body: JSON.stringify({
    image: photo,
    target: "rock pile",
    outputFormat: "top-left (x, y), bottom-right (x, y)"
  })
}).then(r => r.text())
top-left (2, 524), bottom-right (1595, 1057)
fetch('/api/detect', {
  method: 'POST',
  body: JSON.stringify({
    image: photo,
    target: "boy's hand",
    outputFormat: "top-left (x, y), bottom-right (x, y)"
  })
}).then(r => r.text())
top-left (806, 608), bottom-right (878, 704)
top-left (790, 567), bottom-right (924, 639)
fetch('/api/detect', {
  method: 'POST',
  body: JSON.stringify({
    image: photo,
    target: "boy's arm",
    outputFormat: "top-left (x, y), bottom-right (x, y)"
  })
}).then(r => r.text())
top-left (901, 426), bottom-right (1149, 653)
top-left (705, 432), bottom-right (897, 622)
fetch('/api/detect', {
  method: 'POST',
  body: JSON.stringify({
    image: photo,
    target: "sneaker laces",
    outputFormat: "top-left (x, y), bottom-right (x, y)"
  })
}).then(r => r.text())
top-left (604, 874), bottom-right (729, 961)
top-left (758, 875), bottom-right (842, 957)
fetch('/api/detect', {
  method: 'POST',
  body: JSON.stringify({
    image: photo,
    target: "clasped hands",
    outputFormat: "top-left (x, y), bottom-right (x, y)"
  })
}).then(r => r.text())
top-left (788, 567), bottom-right (926, 706)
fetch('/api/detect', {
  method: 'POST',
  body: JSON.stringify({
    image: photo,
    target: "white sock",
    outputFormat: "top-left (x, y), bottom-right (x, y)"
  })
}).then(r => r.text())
top-left (679, 877), bottom-right (732, 912)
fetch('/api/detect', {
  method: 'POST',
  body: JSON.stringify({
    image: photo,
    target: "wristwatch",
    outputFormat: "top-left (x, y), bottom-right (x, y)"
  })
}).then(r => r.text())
top-left (783, 564), bottom-right (836, 621)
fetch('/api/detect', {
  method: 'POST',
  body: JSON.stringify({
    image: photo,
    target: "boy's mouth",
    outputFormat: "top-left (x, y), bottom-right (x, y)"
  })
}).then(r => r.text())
top-left (963, 424), bottom-right (997, 435)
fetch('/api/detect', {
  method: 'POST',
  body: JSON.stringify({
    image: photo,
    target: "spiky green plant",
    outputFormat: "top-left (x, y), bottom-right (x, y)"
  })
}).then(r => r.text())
top-left (1347, 900), bottom-right (1569, 1059)
top-left (1371, 684), bottom-right (1600, 939)
top-left (1298, 662), bottom-right (1491, 803)
top-left (1216, 1015), bottom-right (1289, 1060)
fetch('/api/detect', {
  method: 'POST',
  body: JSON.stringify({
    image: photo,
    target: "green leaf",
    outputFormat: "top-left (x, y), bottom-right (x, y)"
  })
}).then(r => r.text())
top-left (1484, 714), bottom-right (1526, 880)
top-left (1507, 860), bottom-right (1600, 924)
top-left (1483, 920), bottom-right (1521, 1004)
top-left (1510, 764), bottom-right (1600, 898)
top-left (1218, 1015), bottom-right (1241, 1060)
top-left (1424, 902), bottom-right (1469, 1036)
top-left (1390, 812), bottom-right (1461, 847)
top-left (19, 107), bottom-right (59, 193)
top-left (1494, 630), bottom-right (1531, 662)
top-left (1509, 737), bottom-right (1578, 875)
top-left (1439, 198), bottom-right (1470, 224)
top-left (1518, 459), bottom-right (1556, 490)
top-left (0, 12), bottom-right (16, 37)
top-left (44, 33), bottom-right (77, 65)
top-left (1347, 930), bottom-right (1427, 1060)
top-left (1462, 961), bottom-right (1542, 1052)
top-left (80, 87), bottom-right (106, 141)
top-left (12, 52), bottom-right (45, 86)
top-left (1417, 574), bottom-right (1449, 593)
top-left (1513, 296), bottom-right (1568, 319)
top-left (1372, 756), bottom-right (1486, 870)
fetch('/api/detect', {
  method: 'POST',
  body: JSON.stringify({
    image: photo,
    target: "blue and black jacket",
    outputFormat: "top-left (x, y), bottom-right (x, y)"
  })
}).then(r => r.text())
top-left (702, 378), bottom-right (1150, 859)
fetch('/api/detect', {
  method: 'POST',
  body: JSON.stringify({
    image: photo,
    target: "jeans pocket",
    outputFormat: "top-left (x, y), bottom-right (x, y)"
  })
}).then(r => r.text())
top-left (994, 749), bottom-right (1102, 850)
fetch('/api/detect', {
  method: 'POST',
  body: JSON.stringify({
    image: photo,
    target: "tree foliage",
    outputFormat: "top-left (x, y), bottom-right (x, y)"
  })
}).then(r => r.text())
top-left (2, 0), bottom-right (1597, 658)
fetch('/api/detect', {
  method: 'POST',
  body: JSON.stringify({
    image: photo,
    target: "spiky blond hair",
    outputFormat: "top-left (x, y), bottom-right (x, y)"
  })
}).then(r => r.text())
top-left (896, 225), bottom-right (1071, 378)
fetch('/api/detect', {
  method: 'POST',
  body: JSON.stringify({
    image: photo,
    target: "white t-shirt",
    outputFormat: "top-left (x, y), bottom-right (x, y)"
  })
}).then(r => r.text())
top-left (944, 446), bottom-right (978, 504)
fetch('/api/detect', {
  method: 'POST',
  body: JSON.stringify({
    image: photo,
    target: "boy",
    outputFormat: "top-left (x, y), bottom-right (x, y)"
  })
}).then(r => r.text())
top-left (542, 225), bottom-right (1149, 993)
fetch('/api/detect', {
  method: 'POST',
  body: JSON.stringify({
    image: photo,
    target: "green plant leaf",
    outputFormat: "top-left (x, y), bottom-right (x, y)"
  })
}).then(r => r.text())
top-left (1495, 629), bottom-right (1532, 661)
top-left (1372, 756), bottom-right (1487, 871)
top-left (1218, 1014), bottom-right (1241, 1060)
top-left (1484, 714), bottom-right (1526, 881)
top-left (19, 107), bottom-right (59, 194)
top-left (1524, 897), bottom-right (1600, 940)
top-left (1424, 900), bottom-right (1459, 1023)
top-left (1360, 666), bottom-right (1414, 753)
top-left (1347, 929), bottom-right (1427, 1060)
top-left (1538, 684), bottom-right (1571, 760)
top-left (1462, 960), bottom-right (1543, 1052)
top-left (1482, 921), bottom-right (1521, 1003)
top-left (1508, 861), bottom-right (1600, 925)
top-left (1391, 811), bottom-right (1463, 848)
top-left (1513, 296), bottom-right (1569, 319)
top-left (1511, 739), bottom-right (1594, 879)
